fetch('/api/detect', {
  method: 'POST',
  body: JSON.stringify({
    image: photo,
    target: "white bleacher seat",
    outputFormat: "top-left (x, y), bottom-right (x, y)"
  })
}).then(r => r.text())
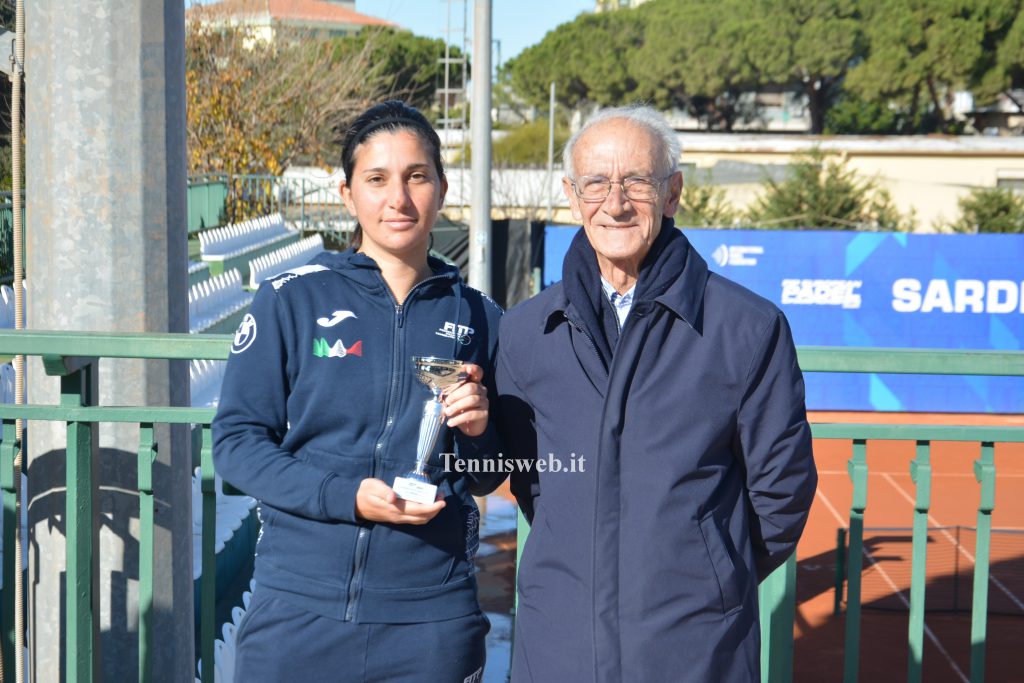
top-left (0, 281), bottom-right (27, 329)
top-left (195, 579), bottom-right (255, 683)
top-left (199, 213), bottom-right (296, 261)
top-left (247, 234), bottom-right (325, 289)
top-left (0, 363), bottom-right (14, 404)
top-left (188, 269), bottom-right (253, 333)
top-left (190, 359), bottom-right (226, 408)
top-left (0, 472), bottom-right (28, 590)
top-left (191, 467), bottom-right (256, 581)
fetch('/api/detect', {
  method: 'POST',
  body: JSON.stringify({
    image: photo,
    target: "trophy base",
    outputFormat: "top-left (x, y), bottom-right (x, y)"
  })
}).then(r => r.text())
top-left (393, 474), bottom-right (438, 505)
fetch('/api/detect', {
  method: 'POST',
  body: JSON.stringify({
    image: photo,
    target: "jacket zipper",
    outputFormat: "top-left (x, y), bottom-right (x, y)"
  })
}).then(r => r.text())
top-left (343, 271), bottom-right (452, 622)
top-left (566, 315), bottom-right (602, 360)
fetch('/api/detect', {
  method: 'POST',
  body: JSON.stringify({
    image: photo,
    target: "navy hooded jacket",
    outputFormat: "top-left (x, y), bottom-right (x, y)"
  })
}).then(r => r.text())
top-left (213, 249), bottom-right (503, 624)
top-left (496, 222), bottom-right (816, 682)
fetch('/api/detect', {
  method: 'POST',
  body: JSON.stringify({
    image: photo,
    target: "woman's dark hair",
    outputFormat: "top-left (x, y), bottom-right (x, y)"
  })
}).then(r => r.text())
top-left (341, 100), bottom-right (445, 249)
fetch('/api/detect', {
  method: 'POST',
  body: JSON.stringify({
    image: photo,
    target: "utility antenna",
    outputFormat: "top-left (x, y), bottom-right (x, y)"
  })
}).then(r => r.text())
top-left (438, 0), bottom-right (469, 217)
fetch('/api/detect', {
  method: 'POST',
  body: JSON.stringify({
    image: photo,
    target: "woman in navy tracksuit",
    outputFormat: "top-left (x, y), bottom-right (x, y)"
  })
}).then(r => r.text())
top-left (213, 101), bottom-right (503, 682)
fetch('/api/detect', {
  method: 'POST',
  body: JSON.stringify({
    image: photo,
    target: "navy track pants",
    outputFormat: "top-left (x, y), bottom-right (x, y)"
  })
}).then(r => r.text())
top-left (233, 591), bottom-right (489, 683)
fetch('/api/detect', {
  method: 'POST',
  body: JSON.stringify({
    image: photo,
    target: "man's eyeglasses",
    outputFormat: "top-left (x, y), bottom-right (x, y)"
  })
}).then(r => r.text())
top-left (570, 174), bottom-right (672, 203)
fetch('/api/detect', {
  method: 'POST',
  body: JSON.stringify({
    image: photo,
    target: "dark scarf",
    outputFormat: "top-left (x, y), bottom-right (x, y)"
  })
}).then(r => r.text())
top-left (561, 216), bottom-right (689, 368)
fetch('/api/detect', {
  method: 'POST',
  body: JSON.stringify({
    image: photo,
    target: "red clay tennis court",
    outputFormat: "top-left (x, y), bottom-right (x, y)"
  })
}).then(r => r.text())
top-left (796, 412), bottom-right (1024, 683)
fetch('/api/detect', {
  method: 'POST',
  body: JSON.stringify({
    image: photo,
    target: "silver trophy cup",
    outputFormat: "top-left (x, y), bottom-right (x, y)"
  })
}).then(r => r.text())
top-left (392, 356), bottom-right (467, 504)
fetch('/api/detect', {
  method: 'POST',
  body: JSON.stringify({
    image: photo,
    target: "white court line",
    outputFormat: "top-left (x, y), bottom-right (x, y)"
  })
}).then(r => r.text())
top-left (815, 488), bottom-right (969, 683)
top-left (881, 473), bottom-right (1024, 614)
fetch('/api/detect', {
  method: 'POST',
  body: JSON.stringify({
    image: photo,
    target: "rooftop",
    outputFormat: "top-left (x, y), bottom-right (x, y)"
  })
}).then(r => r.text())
top-left (677, 133), bottom-right (1024, 156)
top-left (189, 0), bottom-right (394, 28)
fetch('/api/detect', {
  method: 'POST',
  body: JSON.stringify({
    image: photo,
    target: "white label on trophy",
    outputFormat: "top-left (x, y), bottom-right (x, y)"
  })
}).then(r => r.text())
top-left (393, 477), bottom-right (438, 505)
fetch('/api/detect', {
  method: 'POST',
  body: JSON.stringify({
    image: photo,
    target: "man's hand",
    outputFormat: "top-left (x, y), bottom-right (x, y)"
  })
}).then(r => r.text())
top-left (354, 478), bottom-right (445, 525)
top-left (444, 362), bottom-right (489, 437)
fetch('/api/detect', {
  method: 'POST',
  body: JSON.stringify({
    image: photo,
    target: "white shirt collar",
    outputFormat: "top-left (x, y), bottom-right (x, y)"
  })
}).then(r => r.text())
top-left (600, 277), bottom-right (635, 329)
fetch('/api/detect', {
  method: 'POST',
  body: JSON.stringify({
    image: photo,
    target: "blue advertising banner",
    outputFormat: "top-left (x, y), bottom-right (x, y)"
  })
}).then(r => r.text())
top-left (543, 225), bottom-right (1024, 413)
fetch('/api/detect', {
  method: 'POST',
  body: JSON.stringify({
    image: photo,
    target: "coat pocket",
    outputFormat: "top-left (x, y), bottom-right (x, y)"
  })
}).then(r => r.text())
top-left (698, 513), bottom-right (743, 615)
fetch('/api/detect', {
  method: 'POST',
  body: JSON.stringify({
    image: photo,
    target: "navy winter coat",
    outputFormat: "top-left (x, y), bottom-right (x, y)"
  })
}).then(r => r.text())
top-left (213, 249), bottom-right (503, 625)
top-left (495, 222), bottom-right (816, 682)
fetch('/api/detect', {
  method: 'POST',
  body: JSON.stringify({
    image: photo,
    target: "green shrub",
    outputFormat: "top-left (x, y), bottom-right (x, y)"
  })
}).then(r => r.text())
top-left (951, 187), bottom-right (1024, 234)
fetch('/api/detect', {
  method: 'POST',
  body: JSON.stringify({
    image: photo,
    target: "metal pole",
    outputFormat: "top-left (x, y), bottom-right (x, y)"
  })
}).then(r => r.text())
top-left (545, 81), bottom-right (556, 224)
top-left (10, 0), bottom-right (24, 680)
top-left (469, 0), bottom-right (492, 294)
top-left (442, 0), bottom-right (451, 163)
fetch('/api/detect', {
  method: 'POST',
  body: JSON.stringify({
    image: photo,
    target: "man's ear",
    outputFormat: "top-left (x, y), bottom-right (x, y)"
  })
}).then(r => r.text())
top-left (562, 177), bottom-right (583, 221)
top-left (662, 170), bottom-right (683, 218)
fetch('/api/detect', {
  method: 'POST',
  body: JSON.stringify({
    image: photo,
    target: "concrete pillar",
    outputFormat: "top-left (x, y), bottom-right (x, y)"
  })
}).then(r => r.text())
top-left (26, 2), bottom-right (192, 681)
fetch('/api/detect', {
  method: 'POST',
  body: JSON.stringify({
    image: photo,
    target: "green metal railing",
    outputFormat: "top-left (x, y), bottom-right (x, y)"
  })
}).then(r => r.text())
top-left (781, 347), bottom-right (1023, 683)
top-left (808, 426), bottom-right (1019, 683)
top-left (187, 173), bottom-right (350, 242)
top-left (0, 330), bottom-right (230, 683)
top-left (229, 174), bottom-right (349, 243)
top-left (186, 174), bottom-right (229, 234)
top-left (1, 334), bottom-right (1022, 682)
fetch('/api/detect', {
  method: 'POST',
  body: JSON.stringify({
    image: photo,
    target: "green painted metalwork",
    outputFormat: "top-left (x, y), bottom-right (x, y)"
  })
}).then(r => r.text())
top-left (970, 442), bottom-right (996, 683)
top-left (64, 367), bottom-right (97, 682)
top-left (187, 174), bottom-right (228, 233)
top-left (833, 528), bottom-right (846, 616)
top-left (0, 404), bottom-right (216, 424)
top-left (0, 331), bottom-right (225, 682)
top-left (0, 331), bottom-right (1020, 683)
top-left (907, 441), bottom-right (932, 683)
top-left (228, 174), bottom-right (348, 237)
top-left (0, 330), bottom-right (231, 360)
top-left (760, 555), bottom-right (796, 683)
top-left (515, 510), bottom-right (527, 612)
top-left (137, 425), bottom-right (156, 683)
top-left (1, 419), bottom-right (19, 673)
top-left (513, 510), bottom-right (528, 672)
top-left (812, 423), bottom-right (1024, 443)
top-left (843, 439), bottom-right (868, 683)
top-left (42, 352), bottom-right (97, 377)
top-left (200, 426), bottom-right (216, 683)
top-left (798, 346), bottom-right (1024, 376)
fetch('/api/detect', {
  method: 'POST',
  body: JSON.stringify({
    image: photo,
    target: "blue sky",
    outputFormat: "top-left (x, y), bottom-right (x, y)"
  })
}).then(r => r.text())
top-left (356, 1), bottom-right (592, 64)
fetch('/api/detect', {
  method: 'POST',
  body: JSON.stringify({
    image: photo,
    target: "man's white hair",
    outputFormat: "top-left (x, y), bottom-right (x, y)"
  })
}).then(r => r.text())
top-left (562, 103), bottom-right (682, 179)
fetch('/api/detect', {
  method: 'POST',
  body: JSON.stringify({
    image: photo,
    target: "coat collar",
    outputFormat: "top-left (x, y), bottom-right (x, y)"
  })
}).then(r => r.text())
top-left (541, 223), bottom-right (709, 333)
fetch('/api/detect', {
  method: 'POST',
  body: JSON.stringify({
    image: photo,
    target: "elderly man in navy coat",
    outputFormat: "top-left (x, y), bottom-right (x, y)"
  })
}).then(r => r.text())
top-left (495, 104), bottom-right (817, 682)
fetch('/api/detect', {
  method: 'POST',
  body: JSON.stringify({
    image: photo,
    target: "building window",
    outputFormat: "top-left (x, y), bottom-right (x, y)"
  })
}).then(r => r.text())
top-left (996, 172), bottom-right (1024, 194)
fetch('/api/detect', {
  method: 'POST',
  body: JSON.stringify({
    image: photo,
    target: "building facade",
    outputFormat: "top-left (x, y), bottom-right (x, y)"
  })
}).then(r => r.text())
top-left (594, 0), bottom-right (652, 11)
top-left (188, 0), bottom-right (394, 41)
